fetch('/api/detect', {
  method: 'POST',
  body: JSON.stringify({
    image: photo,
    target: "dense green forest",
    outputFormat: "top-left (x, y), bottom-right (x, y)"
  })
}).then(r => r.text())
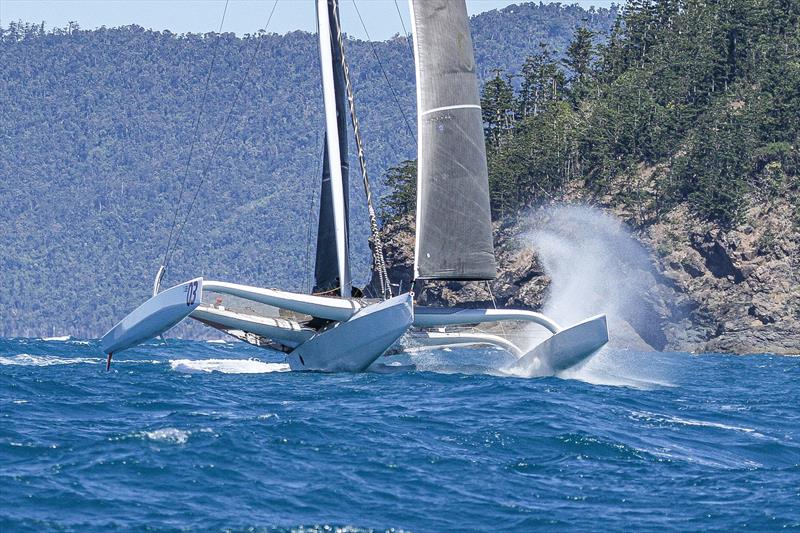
top-left (386, 0), bottom-right (799, 230)
top-left (0, 3), bottom-right (617, 337)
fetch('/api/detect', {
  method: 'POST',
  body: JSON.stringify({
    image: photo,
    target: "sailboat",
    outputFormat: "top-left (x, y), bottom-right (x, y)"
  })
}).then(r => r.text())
top-left (100, 0), bottom-right (413, 372)
top-left (100, 0), bottom-right (608, 376)
top-left (396, 0), bottom-right (609, 376)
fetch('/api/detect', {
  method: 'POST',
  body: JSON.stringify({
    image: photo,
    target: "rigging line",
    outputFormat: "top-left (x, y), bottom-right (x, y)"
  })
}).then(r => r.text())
top-left (161, 0), bottom-right (230, 266)
top-left (392, 0), bottom-right (414, 58)
top-left (165, 0), bottom-right (279, 269)
top-left (351, 0), bottom-right (416, 145)
top-left (486, 280), bottom-right (507, 337)
top-left (332, 0), bottom-right (392, 299)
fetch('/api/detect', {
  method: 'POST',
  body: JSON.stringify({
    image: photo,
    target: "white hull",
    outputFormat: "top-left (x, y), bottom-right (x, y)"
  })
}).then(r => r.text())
top-left (410, 306), bottom-right (608, 376)
top-left (101, 278), bottom-right (202, 355)
top-left (507, 314), bottom-right (608, 376)
top-left (100, 277), bottom-right (602, 376)
top-left (287, 293), bottom-right (413, 372)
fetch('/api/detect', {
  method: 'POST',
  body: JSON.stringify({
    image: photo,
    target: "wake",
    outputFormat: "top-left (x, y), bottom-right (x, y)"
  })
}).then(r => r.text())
top-left (169, 358), bottom-right (290, 374)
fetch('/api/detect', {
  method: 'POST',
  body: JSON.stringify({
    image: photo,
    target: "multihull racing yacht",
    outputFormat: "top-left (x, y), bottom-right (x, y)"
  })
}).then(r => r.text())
top-left (100, 0), bottom-right (608, 375)
top-left (100, 0), bottom-right (413, 372)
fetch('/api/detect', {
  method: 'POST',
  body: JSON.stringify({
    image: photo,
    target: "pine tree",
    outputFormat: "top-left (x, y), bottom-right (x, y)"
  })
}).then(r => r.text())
top-left (517, 43), bottom-right (566, 118)
top-left (481, 70), bottom-right (515, 147)
top-left (564, 27), bottom-right (595, 107)
top-left (379, 160), bottom-right (417, 221)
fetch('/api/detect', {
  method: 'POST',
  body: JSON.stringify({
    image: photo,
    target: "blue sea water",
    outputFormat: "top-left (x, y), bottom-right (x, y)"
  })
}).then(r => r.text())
top-left (1, 337), bottom-right (798, 532)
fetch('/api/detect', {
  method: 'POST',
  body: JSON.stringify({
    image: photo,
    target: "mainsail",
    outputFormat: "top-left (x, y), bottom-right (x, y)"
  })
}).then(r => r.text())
top-left (409, 0), bottom-right (496, 281)
top-left (314, 0), bottom-right (351, 296)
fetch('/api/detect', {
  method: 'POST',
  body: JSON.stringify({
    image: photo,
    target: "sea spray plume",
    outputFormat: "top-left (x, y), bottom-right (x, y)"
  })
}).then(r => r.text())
top-left (525, 204), bottom-right (668, 351)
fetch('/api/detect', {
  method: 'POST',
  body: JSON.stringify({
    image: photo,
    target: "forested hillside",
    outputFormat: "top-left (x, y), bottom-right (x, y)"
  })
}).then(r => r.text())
top-left (0, 3), bottom-right (617, 337)
top-left (388, 0), bottom-right (799, 228)
top-left (478, 0), bottom-right (800, 227)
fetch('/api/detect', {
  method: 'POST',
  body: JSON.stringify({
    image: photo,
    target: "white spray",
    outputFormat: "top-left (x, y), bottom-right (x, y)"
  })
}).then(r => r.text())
top-left (526, 205), bottom-right (658, 341)
top-left (521, 205), bottom-right (673, 386)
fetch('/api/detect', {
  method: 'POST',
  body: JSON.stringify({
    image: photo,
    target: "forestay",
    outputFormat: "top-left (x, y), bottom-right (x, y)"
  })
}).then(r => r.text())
top-left (409, 0), bottom-right (496, 281)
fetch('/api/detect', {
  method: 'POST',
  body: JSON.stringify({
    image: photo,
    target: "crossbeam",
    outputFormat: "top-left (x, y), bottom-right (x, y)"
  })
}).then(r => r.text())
top-left (413, 307), bottom-right (562, 334)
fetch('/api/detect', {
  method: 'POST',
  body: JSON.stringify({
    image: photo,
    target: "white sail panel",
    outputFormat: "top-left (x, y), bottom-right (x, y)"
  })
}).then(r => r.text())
top-left (410, 0), bottom-right (496, 280)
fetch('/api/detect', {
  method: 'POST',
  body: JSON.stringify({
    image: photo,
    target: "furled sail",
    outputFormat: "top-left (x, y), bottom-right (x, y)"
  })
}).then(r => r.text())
top-left (409, 0), bottom-right (496, 281)
top-left (314, 0), bottom-right (351, 296)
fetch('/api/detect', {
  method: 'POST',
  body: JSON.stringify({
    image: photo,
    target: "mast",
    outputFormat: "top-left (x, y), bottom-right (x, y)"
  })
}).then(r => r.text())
top-left (408, 0), bottom-right (496, 281)
top-left (315, 0), bottom-right (351, 297)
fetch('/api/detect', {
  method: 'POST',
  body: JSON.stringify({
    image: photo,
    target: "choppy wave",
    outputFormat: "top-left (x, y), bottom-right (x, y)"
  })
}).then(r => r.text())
top-left (139, 427), bottom-right (191, 444)
top-left (629, 410), bottom-right (764, 437)
top-left (41, 335), bottom-right (72, 341)
top-left (0, 337), bottom-right (798, 531)
top-left (0, 353), bottom-right (101, 366)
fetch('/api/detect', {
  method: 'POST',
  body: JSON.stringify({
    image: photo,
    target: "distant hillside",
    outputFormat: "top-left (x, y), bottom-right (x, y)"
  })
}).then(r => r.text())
top-left (472, 2), bottom-right (617, 76)
top-left (0, 3), bottom-right (616, 337)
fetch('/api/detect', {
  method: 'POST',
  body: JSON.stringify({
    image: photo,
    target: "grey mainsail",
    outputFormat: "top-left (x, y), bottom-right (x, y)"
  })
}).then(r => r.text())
top-left (409, 0), bottom-right (496, 281)
top-left (314, 0), bottom-right (351, 296)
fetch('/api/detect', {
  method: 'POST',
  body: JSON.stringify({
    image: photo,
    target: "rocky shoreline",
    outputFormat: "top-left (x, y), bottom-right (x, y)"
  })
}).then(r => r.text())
top-left (376, 195), bottom-right (800, 355)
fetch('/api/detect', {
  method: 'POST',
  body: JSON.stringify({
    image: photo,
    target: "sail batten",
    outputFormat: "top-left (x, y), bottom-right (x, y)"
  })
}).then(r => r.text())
top-left (421, 103), bottom-right (481, 116)
top-left (409, 0), bottom-right (496, 281)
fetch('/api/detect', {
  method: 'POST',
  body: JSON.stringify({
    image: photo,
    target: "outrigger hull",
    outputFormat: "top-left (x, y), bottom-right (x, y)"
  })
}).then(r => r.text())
top-left (100, 277), bottom-right (202, 356)
top-left (506, 314), bottom-right (608, 376)
top-left (409, 307), bottom-right (608, 377)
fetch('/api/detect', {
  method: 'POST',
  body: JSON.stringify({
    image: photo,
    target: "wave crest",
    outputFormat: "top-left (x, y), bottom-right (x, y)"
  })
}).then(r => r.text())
top-left (169, 358), bottom-right (289, 374)
top-left (0, 354), bottom-right (101, 366)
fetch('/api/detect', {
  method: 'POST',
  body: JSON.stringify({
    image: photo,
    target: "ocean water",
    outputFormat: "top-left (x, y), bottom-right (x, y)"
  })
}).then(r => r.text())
top-left (1, 337), bottom-right (798, 531)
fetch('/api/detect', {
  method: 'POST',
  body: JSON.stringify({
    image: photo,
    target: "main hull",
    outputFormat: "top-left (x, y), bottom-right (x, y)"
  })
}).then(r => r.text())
top-left (287, 293), bottom-right (413, 372)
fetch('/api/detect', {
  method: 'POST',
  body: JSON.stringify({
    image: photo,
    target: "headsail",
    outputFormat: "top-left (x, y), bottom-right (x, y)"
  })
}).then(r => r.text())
top-left (409, 0), bottom-right (496, 281)
top-left (315, 0), bottom-right (351, 296)
top-left (314, 135), bottom-right (350, 294)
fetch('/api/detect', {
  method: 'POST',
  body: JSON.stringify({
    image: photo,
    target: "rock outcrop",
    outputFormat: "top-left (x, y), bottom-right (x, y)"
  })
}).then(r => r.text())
top-left (643, 201), bottom-right (800, 354)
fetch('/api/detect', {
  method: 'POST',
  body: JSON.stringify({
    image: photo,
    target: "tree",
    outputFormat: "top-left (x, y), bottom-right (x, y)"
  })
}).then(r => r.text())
top-left (481, 69), bottom-right (515, 147)
top-left (517, 43), bottom-right (566, 118)
top-left (379, 160), bottom-right (417, 221)
top-left (563, 27), bottom-right (595, 107)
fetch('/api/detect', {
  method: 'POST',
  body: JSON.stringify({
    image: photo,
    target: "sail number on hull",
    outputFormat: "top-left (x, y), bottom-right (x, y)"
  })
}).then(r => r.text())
top-left (185, 281), bottom-right (199, 306)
